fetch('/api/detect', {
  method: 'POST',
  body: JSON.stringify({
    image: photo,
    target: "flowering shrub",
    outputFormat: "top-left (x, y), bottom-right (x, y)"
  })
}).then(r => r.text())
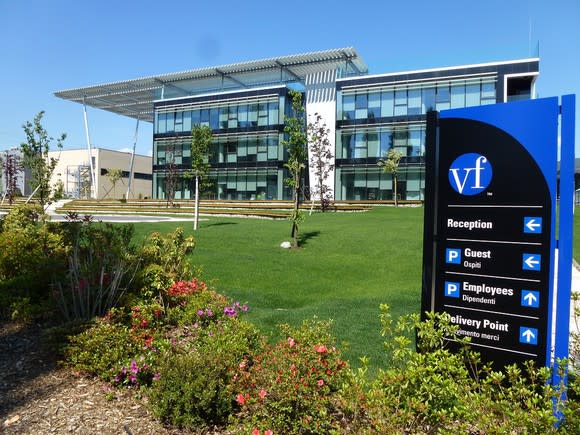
top-left (65, 320), bottom-right (142, 381)
top-left (113, 355), bottom-right (160, 388)
top-left (165, 284), bottom-right (247, 329)
top-left (148, 319), bottom-right (263, 429)
top-left (231, 318), bottom-right (349, 434)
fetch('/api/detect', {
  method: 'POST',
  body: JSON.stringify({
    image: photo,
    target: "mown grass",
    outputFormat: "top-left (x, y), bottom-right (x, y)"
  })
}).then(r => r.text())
top-left (132, 207), bottom-right (424, 371)
top-left (130, 208), bottom-right (580, 372)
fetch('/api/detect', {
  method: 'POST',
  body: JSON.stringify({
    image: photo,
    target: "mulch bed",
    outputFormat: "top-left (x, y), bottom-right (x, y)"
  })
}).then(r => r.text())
top-left (0, 322), bottom-right (213, 434)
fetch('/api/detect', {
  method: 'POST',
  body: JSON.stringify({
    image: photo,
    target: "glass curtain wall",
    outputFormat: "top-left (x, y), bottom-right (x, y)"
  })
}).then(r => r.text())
top-left (338, 77), bottom-right (496, 121)
top-left (153, 89), bottom-right (289, 200)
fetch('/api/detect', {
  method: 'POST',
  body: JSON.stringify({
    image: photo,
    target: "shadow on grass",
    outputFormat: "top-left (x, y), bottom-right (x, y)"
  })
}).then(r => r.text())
top-left (204, 222), bottom-right (238, 228)
top-left (299, 231), bottom-right (320, 247)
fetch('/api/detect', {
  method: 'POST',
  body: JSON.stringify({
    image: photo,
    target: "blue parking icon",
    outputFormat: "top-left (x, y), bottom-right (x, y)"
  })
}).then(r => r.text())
top-left (446, 248), bottom-right (462, 264)
top-left (444, 281), bottom-right (460, 298)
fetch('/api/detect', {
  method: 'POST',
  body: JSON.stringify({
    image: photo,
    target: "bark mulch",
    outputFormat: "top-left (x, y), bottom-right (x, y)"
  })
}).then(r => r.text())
top-left (0, 322), bottom-right (209, 434)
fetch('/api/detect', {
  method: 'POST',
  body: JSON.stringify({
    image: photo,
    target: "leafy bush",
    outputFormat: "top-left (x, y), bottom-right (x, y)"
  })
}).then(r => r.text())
top-left (134, 228), bottom-right (196, 300)
top-left (231, 318), bottom-right (349, 434)
top-left (65, 320), bottom-right (142, 381)
top-left (0, 205), bottom-right (66, 317)
top-left (54, 217), bottom-right (137, 322)
top-left (356, 305), bottom-right (560, 434)
top-left (148, 319), bottom-right (262, 429)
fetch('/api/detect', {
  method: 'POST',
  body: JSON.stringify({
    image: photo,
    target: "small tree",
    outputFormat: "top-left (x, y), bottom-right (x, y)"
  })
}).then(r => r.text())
top-left (20, 111), bottom-right (65, 211)
top-left (164, 139), bottom-right (179, 208)
top-left (105, 168), bottom-right (123, 199)
top-left (307, 113), bottom-right (334, 213)
top-left (2, 150), bottom-right (22, 205)
top-left (282, 90), bottom-right (308, 247)
top-left (190, 125), bottom-right (212, 231)
top-left (378, 149), bottom-right (403, 207)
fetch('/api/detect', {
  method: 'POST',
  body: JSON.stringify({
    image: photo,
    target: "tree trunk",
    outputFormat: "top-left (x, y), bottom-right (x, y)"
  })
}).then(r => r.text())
top-left (291, 171), bottom-right (300, 247)
top-left (394, 174), bottom-right (398, 208)
top-left (194, 175), bottom-right (200, 231)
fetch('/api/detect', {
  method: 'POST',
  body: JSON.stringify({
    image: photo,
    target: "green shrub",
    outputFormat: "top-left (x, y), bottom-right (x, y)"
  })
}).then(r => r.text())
top-left (148, 319), bottom-right (262, 429)
top-left (64, 320), bottom-right (142, 381)
top-left (357, 305), bottom-right (560, 434)
top-left (0, 205), bottom-right (66, 316)
top-left (231, 318), bottom-right (349, 434)
top-left (54, 218), bottom-right (137, 322)
top-left (134, 228), bottom-right (196, 300)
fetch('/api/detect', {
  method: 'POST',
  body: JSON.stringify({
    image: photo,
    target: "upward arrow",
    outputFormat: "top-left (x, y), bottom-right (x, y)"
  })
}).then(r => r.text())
top-left (523, 292), bottom-right (537, 306)
top-left (522, 329), bottom-right (536, 343)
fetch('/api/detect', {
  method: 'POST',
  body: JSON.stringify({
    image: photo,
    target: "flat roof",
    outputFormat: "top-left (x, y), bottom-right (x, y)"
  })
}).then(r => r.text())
top-left (54, 47), bottom-right (367, 123)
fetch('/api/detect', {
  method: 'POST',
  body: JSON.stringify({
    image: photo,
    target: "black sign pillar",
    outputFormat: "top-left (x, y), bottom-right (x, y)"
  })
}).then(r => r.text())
top-left (421, 98), bottom-right (565, 369)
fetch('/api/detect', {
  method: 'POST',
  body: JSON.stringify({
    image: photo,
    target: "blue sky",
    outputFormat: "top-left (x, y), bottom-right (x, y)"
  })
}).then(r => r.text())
top-left (0, 0), bottom-right (578, 156)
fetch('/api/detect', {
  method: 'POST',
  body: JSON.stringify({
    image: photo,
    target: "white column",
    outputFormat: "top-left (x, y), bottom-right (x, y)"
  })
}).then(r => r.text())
top-left (304, 69), bottom-right (337, 200)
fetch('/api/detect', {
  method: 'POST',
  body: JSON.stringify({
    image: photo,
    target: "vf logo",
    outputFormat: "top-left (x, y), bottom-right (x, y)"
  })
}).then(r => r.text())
top-left (448, 153), bottom-right (493, 195)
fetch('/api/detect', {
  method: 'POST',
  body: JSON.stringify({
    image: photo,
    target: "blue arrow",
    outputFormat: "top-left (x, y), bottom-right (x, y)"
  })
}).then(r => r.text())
top-left (519, 326), bottom-right (538, 345)
top-left (522, 254), bottom-right (541, 271)
top-left (523, 217), bottom-right (542, 234)
top-left (521, 290), bottom-right (540, 308)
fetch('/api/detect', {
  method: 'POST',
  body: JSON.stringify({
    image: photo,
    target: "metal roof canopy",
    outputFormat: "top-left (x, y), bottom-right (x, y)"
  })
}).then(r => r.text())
top-left (54, 47), bottom-right (367, 123)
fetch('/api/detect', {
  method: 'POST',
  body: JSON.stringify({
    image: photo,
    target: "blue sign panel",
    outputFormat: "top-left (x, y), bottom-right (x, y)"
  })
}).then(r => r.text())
top-left (422, 95), bottom-right (575, 375)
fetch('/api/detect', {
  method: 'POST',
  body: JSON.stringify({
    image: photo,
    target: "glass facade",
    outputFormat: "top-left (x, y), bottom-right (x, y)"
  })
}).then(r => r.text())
top-left (335, 75), bottom-right (497, 201)
top-left (155, 98), bottom-right (281, 134)
top-left (338, 77), bottom-right (496, 121)
top-left (152, 87), bottom-right (290, 200)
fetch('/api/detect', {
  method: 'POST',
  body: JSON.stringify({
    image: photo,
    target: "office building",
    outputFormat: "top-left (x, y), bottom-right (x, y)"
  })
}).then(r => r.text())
top-left (55, 48), bottom-right (538, 201)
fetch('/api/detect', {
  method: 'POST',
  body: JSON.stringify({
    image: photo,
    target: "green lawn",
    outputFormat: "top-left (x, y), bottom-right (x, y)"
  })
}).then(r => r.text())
top-left (131, 208), bottom-right (580, 371)
top-left (133, 207), bottom-right (424, 370)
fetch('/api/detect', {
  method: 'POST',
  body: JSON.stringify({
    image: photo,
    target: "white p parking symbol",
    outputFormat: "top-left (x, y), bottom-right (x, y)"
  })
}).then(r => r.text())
top-left (446, 248), bottom-right (461, 264)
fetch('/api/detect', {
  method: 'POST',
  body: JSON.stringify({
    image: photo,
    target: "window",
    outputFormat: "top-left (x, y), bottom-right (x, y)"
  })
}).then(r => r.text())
top-left (422, 87), bottom-right (436, 113)
top-left (394, 89), bottom-right (407, 116)
top-left (343, 95), bottom-right (355, 120)
top-left (258, 103), bottom-right (268, 126)
top-left (355, 92), bottom-right (367, 119)
top-left (238, 105), bottom-right (248, 127)
top-left (183, 111), bottom-right (191, 131)
top-left (407, 89), bottom-right (421, 115)
top-left (465, 83), bottom-right (480, 106)
top-left (381, 91), bottom-right (394, 117)
top-left (436, 83), bottom-right (450, 110)
top-left (268, 102), bottom-right (279, 125)
top-left (450, 83), bottom-right (465, 108)
top-left (166, 112), bottom-right (175, 132)
top-left (249, 104), bottom-right (258, 126)
top-left (481, 82), bottom-right (496, 105)
top-left (174, 111), bottom-right (183, 132)
top-left (368, 92), bottom-right (381, 118)
top-left (219, 107), bottom-right (228, 129)
top-left (367, 131), bottom-right (379, 157)
top-left (156, 112), bottom-right (167, 134)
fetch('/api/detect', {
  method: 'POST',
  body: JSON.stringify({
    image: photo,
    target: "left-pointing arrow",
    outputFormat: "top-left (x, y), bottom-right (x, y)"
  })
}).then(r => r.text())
top-left (525, 219), bottom-right (541, 232)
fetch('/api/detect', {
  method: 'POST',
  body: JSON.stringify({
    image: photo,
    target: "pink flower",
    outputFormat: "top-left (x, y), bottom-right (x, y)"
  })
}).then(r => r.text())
top-left (236, 393), bottom-right (246, 405)
top-left (287, 337), bottom-right (295, 347)
top-left (314, 344), bottom-right (327, 354)
top-left (265, 430), bottom-right (273, 435)
top-left (252, 429), bottom-right (260, 435)
top-left (317, 379), bottom-right (324, 386)
top-left (259, 389), bottom-right (267, 399)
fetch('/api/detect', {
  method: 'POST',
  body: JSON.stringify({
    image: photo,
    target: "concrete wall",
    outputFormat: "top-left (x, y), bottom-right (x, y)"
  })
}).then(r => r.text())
top-left (48, 148), bottom-right (152, 199)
